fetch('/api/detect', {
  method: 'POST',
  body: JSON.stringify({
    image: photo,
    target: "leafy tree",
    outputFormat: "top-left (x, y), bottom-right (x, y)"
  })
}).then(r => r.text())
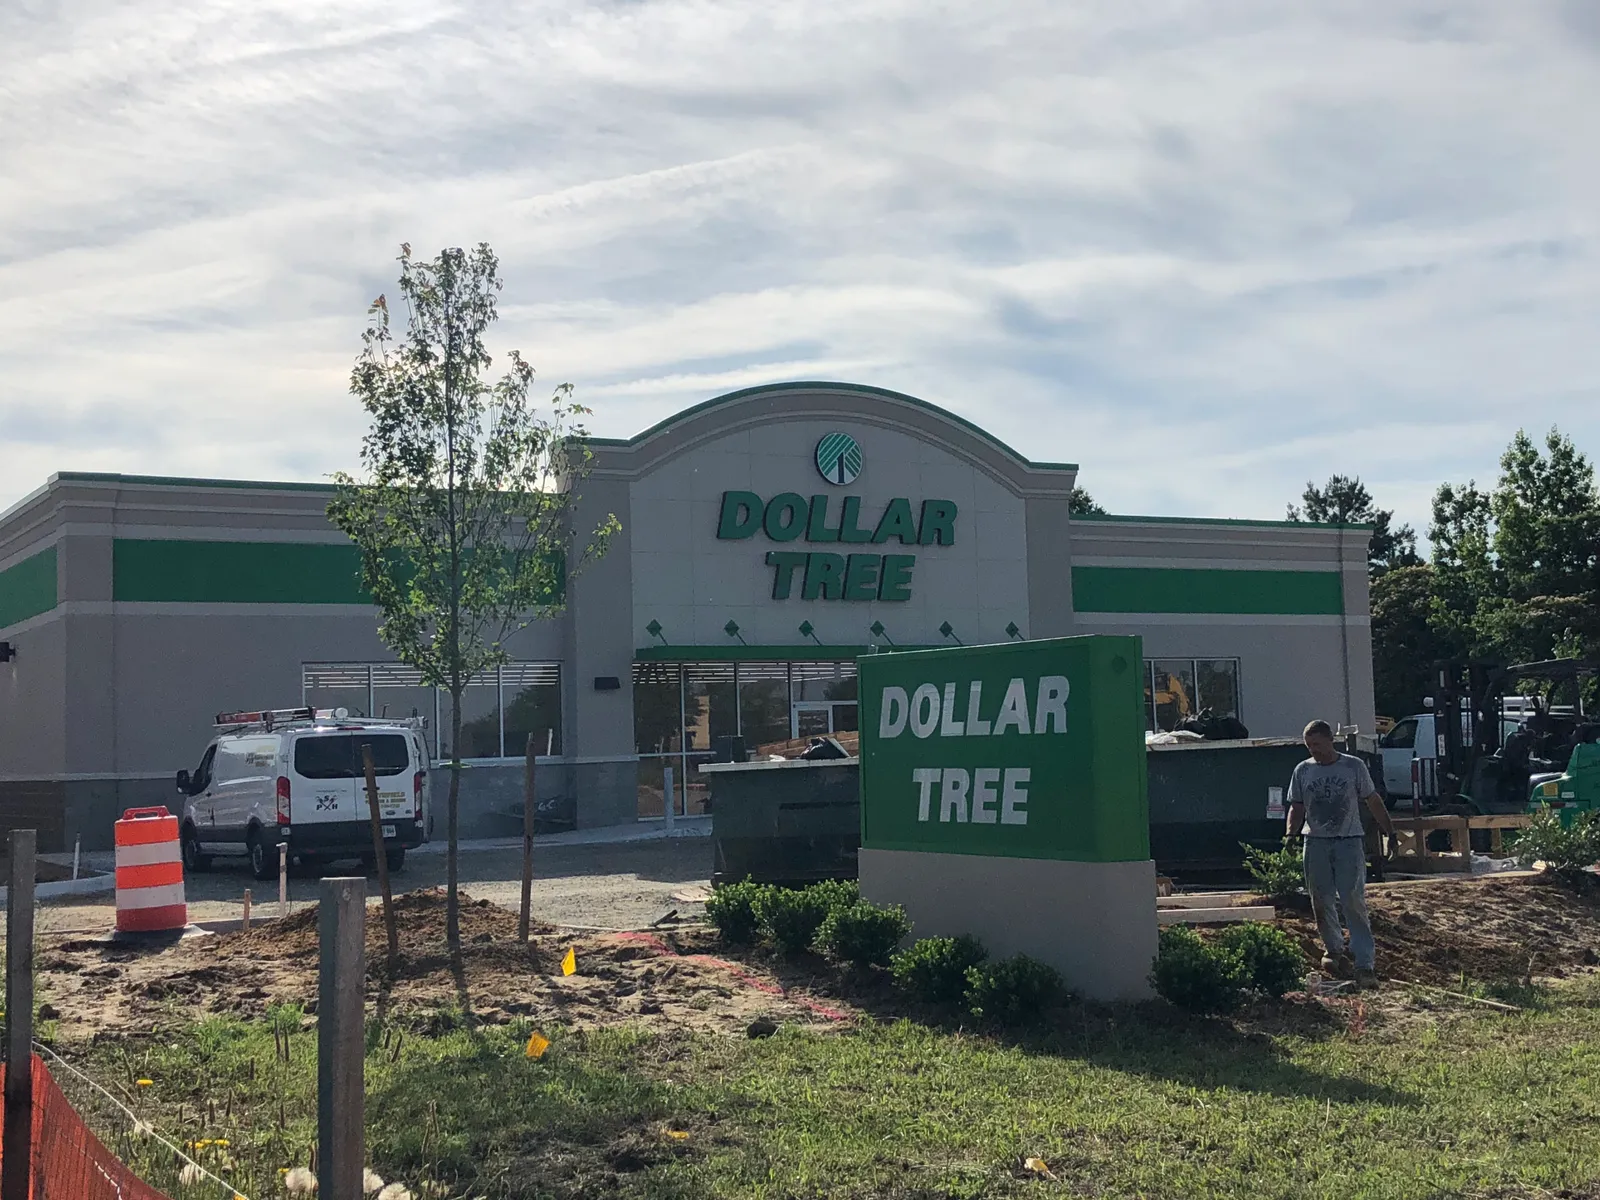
top-left (1428, 428), bottom-right (1600, 668)
top-left (329, 243), bottom-right (617, 953)
top-left (1427, 478), bottom-right (1495, 650)
top-left (1489, 430), bottom-right (1599, 605)
top-left (1287, 474), bottom-right (1419, 576)
top-left (1069, 486), bottom-right (1106, 516)
top-left (1370, 565), bottom-right (1460, 717)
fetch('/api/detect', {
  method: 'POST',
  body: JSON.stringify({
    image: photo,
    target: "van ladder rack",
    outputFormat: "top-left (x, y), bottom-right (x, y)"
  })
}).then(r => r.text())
top-left (214, 708), bottom-right (428, 732)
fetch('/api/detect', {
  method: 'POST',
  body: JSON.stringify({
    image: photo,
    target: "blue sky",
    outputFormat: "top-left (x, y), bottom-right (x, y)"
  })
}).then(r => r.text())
top-left (3, 0), bottom-right (1598, 535)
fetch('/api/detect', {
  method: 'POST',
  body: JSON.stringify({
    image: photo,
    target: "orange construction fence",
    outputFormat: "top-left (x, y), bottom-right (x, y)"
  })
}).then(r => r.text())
top-left (0, 1055), bottom-right (173, 1199)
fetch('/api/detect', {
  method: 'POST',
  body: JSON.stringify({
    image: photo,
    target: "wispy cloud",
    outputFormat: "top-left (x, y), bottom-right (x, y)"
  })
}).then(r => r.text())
top-left (2, 0), bottom-right (1597, 534)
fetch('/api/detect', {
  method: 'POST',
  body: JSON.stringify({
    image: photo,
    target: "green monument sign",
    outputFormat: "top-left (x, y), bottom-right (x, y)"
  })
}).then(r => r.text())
top-left (858, 635), bottom-right (1149, 863)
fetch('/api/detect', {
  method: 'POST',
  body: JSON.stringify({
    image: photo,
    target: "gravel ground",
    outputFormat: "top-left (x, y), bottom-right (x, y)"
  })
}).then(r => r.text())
top-left (31, 835), bottom-right (713, 936)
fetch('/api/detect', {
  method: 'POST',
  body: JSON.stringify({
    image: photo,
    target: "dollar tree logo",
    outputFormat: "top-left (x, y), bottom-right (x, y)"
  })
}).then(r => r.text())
top-left (815, 432), bottom-right (862, 485)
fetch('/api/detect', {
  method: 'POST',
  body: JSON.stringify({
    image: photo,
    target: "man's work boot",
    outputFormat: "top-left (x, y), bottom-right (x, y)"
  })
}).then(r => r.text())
top-left (1355, 968), bottom-right (1380, 990)
top-left (1320, 952), bottom-right (1355, 979)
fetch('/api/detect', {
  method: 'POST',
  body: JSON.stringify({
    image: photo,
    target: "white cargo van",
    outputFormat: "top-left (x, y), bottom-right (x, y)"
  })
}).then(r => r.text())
top-left (1378, 709), bottom-right (1527, 800)
top-left (176, 708), bottom-right (431, 880)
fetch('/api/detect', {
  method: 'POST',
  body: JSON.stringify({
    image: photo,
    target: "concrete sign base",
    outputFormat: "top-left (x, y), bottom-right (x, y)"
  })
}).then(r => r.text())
top-left (860, 847), bottom-right (1158, 1001)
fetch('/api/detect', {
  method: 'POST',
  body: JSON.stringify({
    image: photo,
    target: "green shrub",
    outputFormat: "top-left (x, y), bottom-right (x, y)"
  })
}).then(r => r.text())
top-left (1151, 926), bottom-right (1247, 1014)
top-left (1511, 807), bottom-right (1600, 884)
top-left (1215, 922), bottom-right (1305, 998)
top-left (705, 878), bottom-right (771, 944)
top-left (808, 879), bottom-right (861, 915)
top-left (891, 935), bottom-right (988, 1005)
top-left (817, 900), bottom-right (912, 968)
top-left (755, 885), bottom-right (836, 955)
top-left (963, 954), bottom-right (1065, 1024)
top-left (1240, 838), bottom-right (1305, 901)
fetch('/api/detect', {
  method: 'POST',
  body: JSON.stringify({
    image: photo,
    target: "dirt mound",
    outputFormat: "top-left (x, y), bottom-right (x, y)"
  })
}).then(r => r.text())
top-left (36, 890), bottom-right (849, 1041)
top-left (221, 887), bottom-right (553, 964)
top-left (1276, 874), bottom-right (1600, 984)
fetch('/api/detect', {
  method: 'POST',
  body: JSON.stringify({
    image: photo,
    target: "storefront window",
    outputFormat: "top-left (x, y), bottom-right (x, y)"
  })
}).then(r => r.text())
top-left (440, 676), bottom-right (502, 759)
top-left (370, 663), bottom-right (436, 758)
top-left (631, 659), bottom-right (862, 818)
top-left (682, 663), bottom-right (737, 754)
top-left (1145, 658), bottom-right (1241, 732)
top-left (502, 662), bottom-right (563, 757)
top-left (633, 663), bottom-right (682, 755)
top-left (303, 661), bottom-right (562, 762)
top-left (737, 662), bottom-right (790, 752)
top-left (791, 662), bottom-right (859, 739)
top-left (792, 662), bottom-right (857, 703)
top-left (302, 664), bottom-right (372, 719)
top-left (1196, 660), bottom-right (1241, 720)
top-left (1150, 660), bottom-right (1196, 732)
top-left (635, 755), bottom-right (671, 819)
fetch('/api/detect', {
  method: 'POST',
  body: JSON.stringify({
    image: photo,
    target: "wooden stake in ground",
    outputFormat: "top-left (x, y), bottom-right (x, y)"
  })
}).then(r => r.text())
top-left (361, 742), bottom-right (400, 964)
top-left (519, 731), bottom-right (536, 944)
top-left (318, 877), bottom-right (366, 1200)
top-left (3, 829), bottom-right (36, 1200)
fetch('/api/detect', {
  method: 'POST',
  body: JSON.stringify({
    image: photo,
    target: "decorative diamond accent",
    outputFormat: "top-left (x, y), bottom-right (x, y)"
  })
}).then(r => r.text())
top-left (723, 620), bottom-right (740, 637)
top-left (798, 620), bottom-right (814, 637)
top-left (870, 621), bottom-right (886, 637)
top-left (939, 621), bottom-right (954, 638)
top-left (1005, 622), bottom-right (1021, 639)
top-left (645, 619), bottom-right (662, 637)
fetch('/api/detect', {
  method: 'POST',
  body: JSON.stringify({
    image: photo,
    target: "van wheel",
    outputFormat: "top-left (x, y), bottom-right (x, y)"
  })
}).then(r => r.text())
top-left (247, 830), bottom-right (277, 881)
top-left (181, 824), bottom-right (211, 873)
top-left (385, 847), bottom-right (406, 873)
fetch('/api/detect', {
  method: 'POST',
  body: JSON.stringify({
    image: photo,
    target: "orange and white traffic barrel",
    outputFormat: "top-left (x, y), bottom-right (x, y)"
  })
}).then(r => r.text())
top-left (114, 807), bottom-right (187, 933)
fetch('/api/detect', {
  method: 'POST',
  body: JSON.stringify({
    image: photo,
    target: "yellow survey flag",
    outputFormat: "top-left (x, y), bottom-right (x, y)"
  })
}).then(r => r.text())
top-left (561, 947), bottom-right (577, 976)
top-left (524, 1030), bottom-right (551, 1059)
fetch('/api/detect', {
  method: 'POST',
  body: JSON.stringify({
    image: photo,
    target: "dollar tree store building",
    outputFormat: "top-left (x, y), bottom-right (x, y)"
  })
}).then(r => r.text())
top-left (0, 382), bottom-right (1374, 850)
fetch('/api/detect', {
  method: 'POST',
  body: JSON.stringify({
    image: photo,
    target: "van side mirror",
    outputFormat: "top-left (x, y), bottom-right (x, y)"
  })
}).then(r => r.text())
top-left (175, 769), bottom-right (191, 794)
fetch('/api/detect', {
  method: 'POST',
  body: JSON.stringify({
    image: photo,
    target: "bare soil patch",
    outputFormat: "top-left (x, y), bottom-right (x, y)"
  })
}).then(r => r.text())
top-left (37, 889), bottom-right (851, 1042)
top-left (34, 873), bottom-right (1600, 1047)
top-left (1271, 873), bottom-right (1600, 985)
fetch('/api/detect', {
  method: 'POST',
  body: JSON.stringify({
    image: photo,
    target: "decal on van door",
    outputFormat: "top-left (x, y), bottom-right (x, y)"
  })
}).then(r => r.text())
top-left (316, 792), bottom-right (340, 811)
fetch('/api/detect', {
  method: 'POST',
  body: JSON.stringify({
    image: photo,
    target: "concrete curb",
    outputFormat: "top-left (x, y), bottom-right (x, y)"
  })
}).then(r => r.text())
top-left (1157, 905), bottom-right (1277, 925)
top-left (0, 874), bottom-right (114, 904)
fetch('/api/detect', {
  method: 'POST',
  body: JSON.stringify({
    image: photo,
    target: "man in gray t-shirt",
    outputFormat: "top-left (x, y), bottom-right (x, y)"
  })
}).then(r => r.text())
top-left (1286, 720), bottom-right (1395, 987)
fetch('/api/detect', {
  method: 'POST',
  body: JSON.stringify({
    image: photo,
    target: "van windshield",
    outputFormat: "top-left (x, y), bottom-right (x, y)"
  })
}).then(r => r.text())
top-left (294, 734), bottom-right (409, 779)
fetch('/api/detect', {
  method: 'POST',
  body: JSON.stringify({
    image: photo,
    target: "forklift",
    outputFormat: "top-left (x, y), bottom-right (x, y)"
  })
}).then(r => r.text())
top-left (1420, 658), bottom-right (1599, 818)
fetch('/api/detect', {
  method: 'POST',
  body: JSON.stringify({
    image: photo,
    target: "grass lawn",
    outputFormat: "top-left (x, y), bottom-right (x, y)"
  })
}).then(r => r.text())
top-left (67, 973), bottom-right (1600, 1200)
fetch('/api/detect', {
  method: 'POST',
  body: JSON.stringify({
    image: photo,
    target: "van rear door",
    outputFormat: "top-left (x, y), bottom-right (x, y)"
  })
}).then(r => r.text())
top-left (290, 733), bottom-right (413, 827)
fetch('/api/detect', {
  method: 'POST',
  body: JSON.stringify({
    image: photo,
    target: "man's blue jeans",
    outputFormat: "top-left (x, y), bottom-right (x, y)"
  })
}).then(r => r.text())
top-left (1303, 835), bottom-right (1374, 970)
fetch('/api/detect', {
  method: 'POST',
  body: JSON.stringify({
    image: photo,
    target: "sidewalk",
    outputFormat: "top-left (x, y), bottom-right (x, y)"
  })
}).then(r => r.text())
top-left (412, 815), bottom-right (712, 856)
top-left (64, 815), bottom-right (712, 874)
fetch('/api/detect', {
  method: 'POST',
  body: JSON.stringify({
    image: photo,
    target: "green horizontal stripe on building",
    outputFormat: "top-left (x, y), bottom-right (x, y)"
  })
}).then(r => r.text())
top-left (0, 546), bottom-right (58, 628)
top-left (114, 539), bottom-right (370, 604)
top-left (1071, 565), bottom-right (1344, 616)
top-left (111, 539), bottom-right (565, 606)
